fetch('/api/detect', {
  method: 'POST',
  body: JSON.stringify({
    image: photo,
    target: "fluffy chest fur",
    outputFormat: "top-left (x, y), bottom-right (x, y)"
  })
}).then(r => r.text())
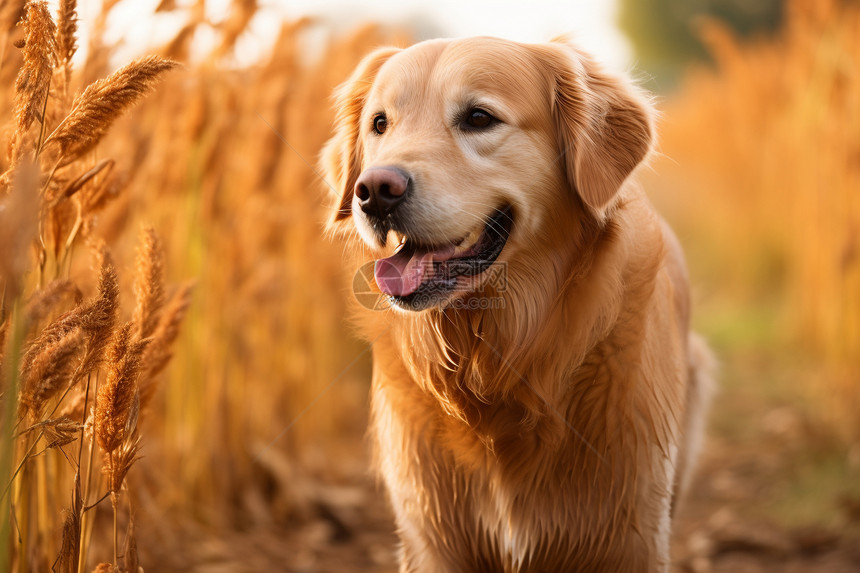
top-left (367, 206), bottom-right (687, 572)
top-left (370, 336), bottom-right (684, 572)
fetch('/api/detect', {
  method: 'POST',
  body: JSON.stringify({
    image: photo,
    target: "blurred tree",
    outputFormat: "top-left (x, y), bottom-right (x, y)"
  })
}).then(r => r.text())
top-left (618, 0), bottom-right (783, 90)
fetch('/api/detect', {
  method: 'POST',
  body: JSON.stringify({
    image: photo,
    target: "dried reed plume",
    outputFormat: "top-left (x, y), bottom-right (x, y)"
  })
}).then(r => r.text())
top-left (45, 56), bottom-right (178, 162)
top-left (132, 226), bottom-right (164, 341)
top-left (18, 327), bottom-right (83, 418)
top-left (140, 281), bottom-right (193, 406)
top-left (13, 0), bottom-right (56, 139)
top-left (73, 245), bottom-right (119, 382)
top-left (95, 322), bottom-right (148, 455)
top-left (24, 278), bottom-right (81, 331)
top-left (18, 246), bottom-right (119, 402)
top-left (55, 0), bottom-right (77, 97)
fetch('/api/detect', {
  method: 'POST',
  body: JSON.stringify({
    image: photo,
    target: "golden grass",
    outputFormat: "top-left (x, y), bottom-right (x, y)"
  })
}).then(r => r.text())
top-left (1, 1), bottom-right (188, 570)
top-left (650, 0), bottom-right (860, 435)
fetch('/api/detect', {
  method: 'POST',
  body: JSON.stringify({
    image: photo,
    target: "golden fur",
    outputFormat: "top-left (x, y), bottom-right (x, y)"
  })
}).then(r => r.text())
top-left (323, 36), bottom-right (713, 573)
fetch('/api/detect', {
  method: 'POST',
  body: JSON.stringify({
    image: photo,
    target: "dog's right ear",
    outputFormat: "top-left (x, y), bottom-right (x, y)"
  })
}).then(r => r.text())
top-left (321, 47), bottom-right (401, 224)
top-left (538, 40), bottom-right (654, 223)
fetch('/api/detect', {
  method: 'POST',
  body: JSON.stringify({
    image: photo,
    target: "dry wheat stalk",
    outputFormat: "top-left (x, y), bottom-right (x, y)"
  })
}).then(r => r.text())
top-left (160, 23), bottom-right (195, 61)
top-left (52, 158), bottom-right (113, 208)
top-left (123, 514), bottom-right (139, 573)
top-left (0, 318), bottom-right (8, 364)
top-left (103, 429), bottom-right (141, 570)
top-left (132, 226), bottom-right (164, 341)
top-left (0, 290), bottom-right (9, 364)
top-left (104, 432), bottom-right (141, 496)
top-left (155, 0), bottom-right (177, 12)
top-left (54, 470), bottom-right (82, 573)
top-left (57, 386), bottom-right (86, 421)
top-left (91, 564), bottom-right (115, 573)
top-left (95, 323), bottom-right (148, 455)
top-left (0, 162), bottom-right (40, 297)
top-left (44, 55), bottom-right (178, 162)
top-left (213, 0), bottom-right (258, 59)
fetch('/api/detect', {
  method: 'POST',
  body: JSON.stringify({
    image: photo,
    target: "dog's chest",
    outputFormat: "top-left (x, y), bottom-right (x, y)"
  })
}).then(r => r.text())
top-left (376, 391), bottom-right (638, 570)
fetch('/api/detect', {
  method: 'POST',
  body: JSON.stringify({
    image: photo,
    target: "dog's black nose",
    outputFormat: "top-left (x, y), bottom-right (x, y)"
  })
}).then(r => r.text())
top-left (355, 166), bottom-right (410, 219)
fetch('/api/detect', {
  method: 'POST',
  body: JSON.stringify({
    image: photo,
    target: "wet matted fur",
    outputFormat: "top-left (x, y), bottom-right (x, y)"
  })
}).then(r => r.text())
top-left (323, 36), bottom-right (713, 573)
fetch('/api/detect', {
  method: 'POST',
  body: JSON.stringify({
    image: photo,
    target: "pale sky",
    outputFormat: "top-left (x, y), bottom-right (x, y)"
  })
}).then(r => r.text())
top-left (66, 0), bottom-right (631, 72)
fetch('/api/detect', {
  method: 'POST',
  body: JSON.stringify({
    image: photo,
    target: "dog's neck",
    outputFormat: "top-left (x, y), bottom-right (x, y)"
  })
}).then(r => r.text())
top-left (374, 196), bottom-right (644, 425)
top-left (352, 187), bottom-right (665, 448)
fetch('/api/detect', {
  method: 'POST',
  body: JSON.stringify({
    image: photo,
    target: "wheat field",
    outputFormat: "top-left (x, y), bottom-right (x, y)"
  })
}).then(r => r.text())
top-left (649, 0), bottom-right (860, 436)
top-left (0, 0), bottom-right (858, 571)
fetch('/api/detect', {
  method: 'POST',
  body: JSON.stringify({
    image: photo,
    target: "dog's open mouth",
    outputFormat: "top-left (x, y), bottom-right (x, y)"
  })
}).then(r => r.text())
top-left (373, 206), bottom-right (513, 309)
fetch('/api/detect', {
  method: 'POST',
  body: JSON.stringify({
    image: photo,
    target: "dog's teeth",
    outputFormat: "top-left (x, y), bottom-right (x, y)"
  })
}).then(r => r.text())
top-left (462, 228), bottom-right (481, 248)
top-left (453, 230), bottom-right (479, 256)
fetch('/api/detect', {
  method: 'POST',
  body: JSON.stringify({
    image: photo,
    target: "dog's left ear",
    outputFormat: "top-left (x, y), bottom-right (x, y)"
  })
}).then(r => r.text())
top-left (321, 47), bottom-right (401, 224)
top-left (540, 41), bottom-right (654, 222)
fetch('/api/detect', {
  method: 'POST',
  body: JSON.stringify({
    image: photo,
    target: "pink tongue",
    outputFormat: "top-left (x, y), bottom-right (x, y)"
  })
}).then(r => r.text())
top-left (374, 245), bottom-right (455, 297)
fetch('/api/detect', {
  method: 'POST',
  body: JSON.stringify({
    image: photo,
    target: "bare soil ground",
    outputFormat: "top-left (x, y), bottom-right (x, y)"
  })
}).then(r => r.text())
top-left (141, 407), bottom-right (860, 572)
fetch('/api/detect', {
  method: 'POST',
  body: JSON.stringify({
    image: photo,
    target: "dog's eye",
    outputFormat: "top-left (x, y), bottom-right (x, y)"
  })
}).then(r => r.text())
top-left (462, 108), bottom-right (496, 130)
top-left (373, 114), bottom-right (388, 135)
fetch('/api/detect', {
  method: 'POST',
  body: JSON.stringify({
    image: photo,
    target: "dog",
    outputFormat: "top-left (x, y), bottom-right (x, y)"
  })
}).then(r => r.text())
top-left (322, 36), bottom-right (713, 573)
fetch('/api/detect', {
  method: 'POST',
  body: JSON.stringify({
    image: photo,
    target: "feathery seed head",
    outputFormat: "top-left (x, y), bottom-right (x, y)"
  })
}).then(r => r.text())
top-left (46, 56), bottom-right (179, 162)
top-left (132, 226), bottom-right (165, 341)
top-left (95, 323), bottom-right (149, 455)
top-left (13, 0), bottom-right (57, 138)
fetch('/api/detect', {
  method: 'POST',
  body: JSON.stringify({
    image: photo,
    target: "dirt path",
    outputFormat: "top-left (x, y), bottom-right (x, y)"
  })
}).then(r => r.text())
top-left (277, 414), bottom-right (860, 573)
top-left (142, 408), bottom-right (860, 572)
top-left (672, 438), bottom-right (860, 572)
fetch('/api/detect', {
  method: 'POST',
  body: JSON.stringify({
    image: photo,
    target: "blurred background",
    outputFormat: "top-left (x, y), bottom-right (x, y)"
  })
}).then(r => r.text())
top-left (1, 0), bottom-right (859, 571)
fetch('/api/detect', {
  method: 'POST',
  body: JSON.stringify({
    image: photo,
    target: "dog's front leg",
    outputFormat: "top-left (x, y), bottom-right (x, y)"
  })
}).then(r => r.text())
top-left (371, 366), bottom-right (490, 573)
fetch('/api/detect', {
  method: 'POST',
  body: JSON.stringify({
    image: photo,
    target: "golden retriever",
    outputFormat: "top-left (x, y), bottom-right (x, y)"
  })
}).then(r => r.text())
top-left (322, 36), bottom-right (713, 573)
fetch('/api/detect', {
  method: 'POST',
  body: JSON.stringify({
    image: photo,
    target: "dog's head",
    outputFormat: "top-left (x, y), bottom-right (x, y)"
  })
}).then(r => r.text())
top-left (323, 37), bottom-right (653, 312)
